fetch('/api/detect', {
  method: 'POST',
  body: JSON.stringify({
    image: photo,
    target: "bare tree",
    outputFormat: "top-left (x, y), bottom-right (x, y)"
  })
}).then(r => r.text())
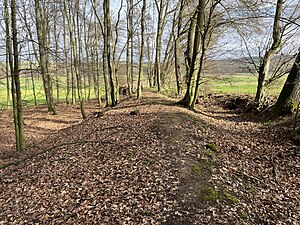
top-left (5, 0), bottom-right (25, 151)
top-left (255, 0), bottom-right (284, 107)
top-left (126, 0), bottom-right (134, 96)
top-left (173, 0), bottom-right (186, 95)
top-left (179, 0), bottom-right (221, 109)
top-left (154, 0), bottom-right (169, 92)
top-left (232, 0), bottom-right (300, 108)
top-left (103, 0), bottom-right (118, 106)
top-left (137, 0), bottom-right (146, 99)
top-left (35, 0), bottom-right (57, 114)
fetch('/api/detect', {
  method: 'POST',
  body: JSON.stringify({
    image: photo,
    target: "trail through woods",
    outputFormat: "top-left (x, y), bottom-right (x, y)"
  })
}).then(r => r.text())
top-left (0, 92), bottom-right (299, 224)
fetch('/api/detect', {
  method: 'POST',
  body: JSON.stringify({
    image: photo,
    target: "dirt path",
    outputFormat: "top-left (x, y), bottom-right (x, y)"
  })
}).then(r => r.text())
top-left (0, 93), bottom-right (299, 224)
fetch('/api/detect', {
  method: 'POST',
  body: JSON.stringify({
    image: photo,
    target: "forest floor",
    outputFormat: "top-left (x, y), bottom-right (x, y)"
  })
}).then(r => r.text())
top-left (0, 91), bottom-right (299, 224)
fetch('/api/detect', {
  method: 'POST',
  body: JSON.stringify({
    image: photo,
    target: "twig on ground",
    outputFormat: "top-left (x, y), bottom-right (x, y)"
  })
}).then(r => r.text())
top-left (0, 140), bottom-right (111, 171)
top-left (0, 124), bottom-right (134, 172)
top-left (234, 171), bottom-right (262, 183)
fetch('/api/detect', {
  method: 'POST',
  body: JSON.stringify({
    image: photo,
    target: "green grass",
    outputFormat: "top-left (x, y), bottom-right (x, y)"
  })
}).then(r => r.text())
top-left (0, 73), bottom-right (288, 108)
top-left (0, 76), bottom-right (105, 107)
top-left (160, 74), bottom-right (287, 97)
top-left (203, 74), bottom-right (287, 96)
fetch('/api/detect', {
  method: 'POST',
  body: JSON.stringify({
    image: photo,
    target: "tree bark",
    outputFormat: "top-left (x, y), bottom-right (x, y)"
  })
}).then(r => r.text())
top-left (126, 0), bottom-right (133, 96)
top-left (271, 50), bottom-right (300, 117)
top-left (137, 0), bottom-right (146, 99)
top-left (4, 0), bottom-right (10, 109)
top-left (35, 0), bottom-right (57, 114)
top-left (61, 6), bottom-right (71, 104)
top-left (103, 0), bottom-right (117, 106)
top-left (255, 0), bottom-right (283, 108)
top-left (129, 0), bottom-right (135, 95)
top-left (154, 0), bottom-right (168, 92)
top-left (6, 0), bottom-right (26, 151)
top-left (178, 7), bottom-right (200, 108)
top-left (174, 0), bottom-right (185, 96)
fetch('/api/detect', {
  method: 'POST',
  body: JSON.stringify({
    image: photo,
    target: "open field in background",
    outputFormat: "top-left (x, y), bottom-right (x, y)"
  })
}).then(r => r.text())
top-left (0, 73), bottom-right (288, 108)
top-left (162, 73), bottom-right (287, 97)
top-left (204, 74), bottom-right (287, 96)
top-left (0, 76), bottom-right (105, 107)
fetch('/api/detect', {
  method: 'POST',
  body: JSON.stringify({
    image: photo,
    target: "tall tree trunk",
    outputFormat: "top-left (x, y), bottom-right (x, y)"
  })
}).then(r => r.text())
top-left (83, 6), bottom-right (91, 101)
top-left (76, 0), bottom-right (87, 119)
top-left (30, 61), bottom-right (37, 106)
top-left (53, 9), bottom-right (60, 103)
top-left (70, 49), bottom-right (76, 104)
top-left (67, 0), bottom-right (87, 119)
top-left (111, 0), bottom-right (123, 104)
top-left (154, 0), bottom-right (164, 92)
top-left (5, 26), bottom-right (10, 108)
top-left (146, 36), bottom-right (153, 87)
top-left (22, 1), bottom-right (39, 107)
top-left (93, 9), bottom-right (102, 107)
top-left (178, 8), bottom-right (200, 108)
top-left (101, 1), bottom-right (111, 106)
top-left (255, 0), bottom-right (283, 108)
top-left (6, 0), bottom-right (25, 151)
top-left (126, 32), bottom-right (132, 96)
top-left (35, 0), bottom-right (56, 114)
top-left (103, 0), bottom-right (117, 106)
top-left (62, 7), bottom-right (71, 104)
top-left (126, 0), bottom-right (133, 97)
top-left (4, 0), bottom-right (11, 108)
top-left (12, 0), bottom-right (25, 150)
top-left (271, 50), bottom-right (300, 117)
top-left (191, 0), bottom-right (217, 109)
top-left (129, 0), bottom-right (134, 95)
top-left (137, 0), bottom-right (146, 99)
top-left (91, 0), bottom-right (106, 106)
top-left (174, 0), bottom-right (185, 96)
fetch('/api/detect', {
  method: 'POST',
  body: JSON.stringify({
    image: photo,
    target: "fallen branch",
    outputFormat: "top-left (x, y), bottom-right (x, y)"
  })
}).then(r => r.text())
top-left (234, 171), bottom-right (262, 183)
top-left (0, 124), bottom-right (137, 171)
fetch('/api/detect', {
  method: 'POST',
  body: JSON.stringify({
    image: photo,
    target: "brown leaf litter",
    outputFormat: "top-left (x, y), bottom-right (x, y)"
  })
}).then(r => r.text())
top-left (0, 92), bottom-right (299, 224)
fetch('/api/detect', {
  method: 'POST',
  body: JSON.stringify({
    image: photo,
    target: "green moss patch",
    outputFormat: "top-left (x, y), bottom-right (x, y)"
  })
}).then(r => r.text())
top-left (238, 210), bottom-right (248, 220)
top-left (192, 159), bottom-right (215, 176)
top-left (199, 186), bottom-right (218, 202)
top-left (222, 190), bottom-right (239, 204)
top-left (192, 163), bottom-right (202, 175)
top-left (144, 158), bottom-right (155, 165)
top-left (199, 187), bottom-right (239, 204)
top-left (204, 149), bottom-right (216, 159)
top-left (205, 143), bottom-right (218, 152)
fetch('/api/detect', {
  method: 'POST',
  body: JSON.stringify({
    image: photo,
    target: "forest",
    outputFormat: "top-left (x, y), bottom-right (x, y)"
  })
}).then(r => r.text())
top-left (0, 0), bottom-right (300, 224)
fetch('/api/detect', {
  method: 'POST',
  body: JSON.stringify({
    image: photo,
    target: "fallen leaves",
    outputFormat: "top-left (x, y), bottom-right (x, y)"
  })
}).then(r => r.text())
top-left (0, 93), bottom-right (299, 224)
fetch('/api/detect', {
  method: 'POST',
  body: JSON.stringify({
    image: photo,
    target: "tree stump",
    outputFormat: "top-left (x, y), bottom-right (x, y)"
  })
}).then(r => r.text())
top-left (119, 86), bottom-right (130, 96)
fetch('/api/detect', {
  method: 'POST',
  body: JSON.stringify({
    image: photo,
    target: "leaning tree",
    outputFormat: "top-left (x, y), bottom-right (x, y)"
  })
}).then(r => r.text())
top-left (271, 49), bottom-right (300, 117)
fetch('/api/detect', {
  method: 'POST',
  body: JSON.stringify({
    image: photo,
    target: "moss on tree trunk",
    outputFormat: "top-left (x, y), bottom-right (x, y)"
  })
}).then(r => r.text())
top-left (271, 50), bottom-right (300, 118)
